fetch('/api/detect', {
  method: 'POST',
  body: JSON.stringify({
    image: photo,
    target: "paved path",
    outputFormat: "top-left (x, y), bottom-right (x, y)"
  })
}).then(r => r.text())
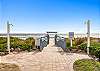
top-left (1, 38), bottom-right (91, 71)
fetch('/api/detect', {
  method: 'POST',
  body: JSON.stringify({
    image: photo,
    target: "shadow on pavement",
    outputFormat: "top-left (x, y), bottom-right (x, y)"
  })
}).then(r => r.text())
top-left (32, 50), bottom-right (41, 55)
top-left (57, 47), bottom-right (65, 55)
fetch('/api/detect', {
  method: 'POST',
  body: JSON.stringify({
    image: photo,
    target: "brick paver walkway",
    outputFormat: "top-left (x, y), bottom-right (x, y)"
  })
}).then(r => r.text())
top-left (1, 38), bottom-right (91, 71)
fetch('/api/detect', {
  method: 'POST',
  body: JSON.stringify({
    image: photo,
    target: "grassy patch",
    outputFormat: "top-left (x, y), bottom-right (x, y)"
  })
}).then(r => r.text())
top-left (0, 63), bottom-right (20, 71)
top-left (73, 59), bottom-right (100, 71)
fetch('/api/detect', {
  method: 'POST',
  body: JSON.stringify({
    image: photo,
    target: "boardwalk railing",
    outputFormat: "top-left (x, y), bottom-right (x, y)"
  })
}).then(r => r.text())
top-left (39, 35), bottom-right (49, 51)
top-left (55, 34), bottom-right (66, 51)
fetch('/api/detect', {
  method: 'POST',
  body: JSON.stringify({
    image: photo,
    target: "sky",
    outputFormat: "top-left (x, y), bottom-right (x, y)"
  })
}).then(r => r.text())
top-left (0, 0), bottom-right (100, 33)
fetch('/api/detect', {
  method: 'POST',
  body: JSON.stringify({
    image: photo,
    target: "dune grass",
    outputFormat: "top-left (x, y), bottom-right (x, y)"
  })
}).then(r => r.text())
top-left (73, 59), bottom-right (100, 71)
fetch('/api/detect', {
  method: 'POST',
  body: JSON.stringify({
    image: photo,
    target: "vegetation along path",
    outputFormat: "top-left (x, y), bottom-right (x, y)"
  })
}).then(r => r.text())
top-left (1, 38), bottom-right (91, 71)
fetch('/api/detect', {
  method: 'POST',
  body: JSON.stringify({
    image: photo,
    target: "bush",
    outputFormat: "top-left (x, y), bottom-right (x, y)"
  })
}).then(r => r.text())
top-left (94, 48), bottom-right (100, 58)
top-left (0, 37), bottom-right (35, 53)
top-left (73, 37), bottom-right (87, 46)
top-left (89, 46), bottom-right (96, 55)
top-left (89, 39), bottom-right (100, 58)
top-left (18, 44), bottom-right (32, 52)
top-left (66, 38), bottom-right (70, 48)
top-left (78, 43), bottom-right (87, 50)
top-left (78, 42), bottom-right (100, 59)
top-left (66, 37), bottom-right (87, 49)
top-left (73, 59), bottom-right (100, 71)
top-left (66, 37), bottom-right (100, 59)
top-left (0, 43), bottom-right (7, 52)
top-left (89, 43), bottom-right (100, 58)
top-left (11, 43), bottom-right (29, 52)
top-left (0, 37), bottom-right (7, 44)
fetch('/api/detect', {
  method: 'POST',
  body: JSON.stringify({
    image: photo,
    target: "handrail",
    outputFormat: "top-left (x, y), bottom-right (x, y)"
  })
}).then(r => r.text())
top-left (55, 35), bottom-right (66, 51)
top-left (39, 35), bottom-right (49, 51)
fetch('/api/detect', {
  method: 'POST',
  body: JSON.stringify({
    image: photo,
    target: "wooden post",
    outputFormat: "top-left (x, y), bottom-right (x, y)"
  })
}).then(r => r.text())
top-left (70, 38), bottom-right (73, 47)
top-left (7, 21), bottom-right (10, 53)
top-left (69, 32), bottom-right (74, 47)
top-left (87, 20), bottom-right (90, 54)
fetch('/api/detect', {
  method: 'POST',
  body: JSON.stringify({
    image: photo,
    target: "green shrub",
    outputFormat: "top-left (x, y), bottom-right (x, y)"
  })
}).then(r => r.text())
top-left (25, 37), bottom-right (35, 48)
top-left (0, 37), bottom-right (35, 52)
top-left (66, 38), bottom-right (70, 48)
top-left (11, 41), bottom-right (32, 52)
top-left (0, 37), bottom-right (7, 44)
top-left (73, 37), bottom-right (87, 46)
top-left (0, 43), bottom-right (7, 52)
top-left (89, 47), bottom-right (99, 58)
top-left (78, 43), bottom-right (87, 50)
top-left (73, 59), bottom-right (100, 71)
top-left (89, 43), bottom-right (100, 58)
top-left (66, 37), bottom-right (100, 59)
top-left (11, 43), bottom-right (18, 49)
top-left (66, 37), bottom-right (87, 49)
top-left (95, 48), bottom-right (100, 58)
top-left (91, 42), bottom-right (100, 47)
top-left (78, 42), bottom-right (100, 58)
top-left (18, 44), bottom-right (32, 52)
top-left (10, 37), bottom-right (35, 52)
top-left (89, 46), bottom-right (96, 55)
